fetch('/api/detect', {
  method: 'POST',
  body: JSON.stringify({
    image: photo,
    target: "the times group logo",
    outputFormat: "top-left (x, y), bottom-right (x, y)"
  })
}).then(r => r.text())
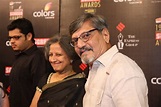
top-left (33, 2), bottom-right (55, 19)
top-left (113, 0), bottom-right (142, 4)
top-left (116, 22), bottom-right (140, 50)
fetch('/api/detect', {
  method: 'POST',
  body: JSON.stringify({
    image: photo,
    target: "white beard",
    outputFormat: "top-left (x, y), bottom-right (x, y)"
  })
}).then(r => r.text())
top-left (81, 54), bottom-right (95, 64)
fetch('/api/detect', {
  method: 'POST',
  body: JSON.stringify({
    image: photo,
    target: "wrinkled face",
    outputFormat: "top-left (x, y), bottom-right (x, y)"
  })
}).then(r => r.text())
top-left (49, 43), bottom-right (71, 72)
top-left (71, 21), bottom-right (110, 65)
top-left (8, 28), bottom-right (31, 51)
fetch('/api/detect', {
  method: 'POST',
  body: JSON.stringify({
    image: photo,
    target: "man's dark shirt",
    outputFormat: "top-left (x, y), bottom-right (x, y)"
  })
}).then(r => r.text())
top-left (9, 45), bottom-right (53, 107)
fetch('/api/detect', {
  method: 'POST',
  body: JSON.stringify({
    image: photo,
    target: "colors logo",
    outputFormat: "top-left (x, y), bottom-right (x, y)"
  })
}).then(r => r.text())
top-left (33, 2), bottom-right (55, 19)
top-left (6, 38), bottom-right (49, 47)
top-left (151, 77), bottom-right (161, 85)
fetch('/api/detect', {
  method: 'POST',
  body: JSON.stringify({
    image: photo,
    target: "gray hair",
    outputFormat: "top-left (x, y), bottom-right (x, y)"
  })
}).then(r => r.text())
top-left (69, 13), bottom-right (108, 35)
top-left (44, 34), bottom-right (79, 61)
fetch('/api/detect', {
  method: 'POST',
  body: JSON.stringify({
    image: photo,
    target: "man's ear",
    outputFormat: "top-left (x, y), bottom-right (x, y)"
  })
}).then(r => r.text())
top-left (102, 28), bottom-right (110, 43)
top-left (26, 33), bottom-right (32, 41)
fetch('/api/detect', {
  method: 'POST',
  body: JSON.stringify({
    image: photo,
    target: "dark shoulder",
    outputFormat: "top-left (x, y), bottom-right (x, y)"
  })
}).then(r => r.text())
top-left (38, 72), bottom-right (51, 89)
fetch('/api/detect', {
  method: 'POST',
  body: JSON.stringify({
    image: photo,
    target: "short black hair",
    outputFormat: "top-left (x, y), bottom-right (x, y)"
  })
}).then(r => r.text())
top-left (7, 18), bottom-right (35, 43)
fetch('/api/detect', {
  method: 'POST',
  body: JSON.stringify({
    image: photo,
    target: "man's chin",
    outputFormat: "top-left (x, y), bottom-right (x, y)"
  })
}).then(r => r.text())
top-left (81, 56), bottom-right (94, 64)
top-left (12, 48), bottom-right (19, 51)
top-left (12, 48), bottom-right (17, 50)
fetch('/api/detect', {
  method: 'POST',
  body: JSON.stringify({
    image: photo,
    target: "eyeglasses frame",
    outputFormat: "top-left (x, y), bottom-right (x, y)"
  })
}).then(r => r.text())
top-left (8, 35), bottom-right (23, 41)
top-left (70, 28), bottom-right (98, 47)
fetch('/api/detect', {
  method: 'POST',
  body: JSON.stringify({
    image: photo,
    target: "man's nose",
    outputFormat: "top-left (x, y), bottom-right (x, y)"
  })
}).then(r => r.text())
top-left (76, 38), bottom-right (86, 48)
top-left (10, 39), bottom-right (15, 43)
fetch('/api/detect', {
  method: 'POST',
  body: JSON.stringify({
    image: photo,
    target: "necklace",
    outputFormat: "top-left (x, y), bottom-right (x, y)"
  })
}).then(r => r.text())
top-left (49, 70), bottom-right (76, 83)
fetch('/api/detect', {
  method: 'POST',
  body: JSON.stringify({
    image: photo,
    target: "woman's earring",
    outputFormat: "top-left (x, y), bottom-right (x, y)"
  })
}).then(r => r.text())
top-left (70, 60), bottom-right (73, 64)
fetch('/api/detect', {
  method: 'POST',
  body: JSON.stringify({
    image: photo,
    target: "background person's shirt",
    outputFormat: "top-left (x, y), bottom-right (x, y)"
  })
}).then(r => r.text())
top-left (9, 45), bottom-right (53, 107)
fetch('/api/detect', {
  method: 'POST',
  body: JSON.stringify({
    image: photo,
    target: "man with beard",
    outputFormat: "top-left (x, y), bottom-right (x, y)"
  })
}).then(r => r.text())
top-left (69, 13), bottom-right (149, 107)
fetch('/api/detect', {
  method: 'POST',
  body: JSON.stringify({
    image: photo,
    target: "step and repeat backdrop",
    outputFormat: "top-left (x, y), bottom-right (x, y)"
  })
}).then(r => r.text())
top-left (0, 0), bottom-right (161, 107)
top-left (0, 0), bottom-right (60, 86)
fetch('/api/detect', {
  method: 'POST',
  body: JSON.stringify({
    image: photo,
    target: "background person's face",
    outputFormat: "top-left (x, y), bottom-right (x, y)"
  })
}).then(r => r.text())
top-left (9, 28), bottom-right (30, 51)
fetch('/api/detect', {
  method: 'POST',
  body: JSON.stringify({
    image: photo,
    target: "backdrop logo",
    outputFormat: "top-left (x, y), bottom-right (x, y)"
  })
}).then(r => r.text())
top-left (151, 77), bottom-right (161, 84)
top-left (6, 40), bottom-right (11, 46)
top-left (33, 2), bottom-right (55, 19)
top-left (35, 38), bottom-right (49, 47)
top-left (6, 38), bottom-right (49, 47)
top-left (155, 17), bottom-right (161, 46)
top-left (113, 0), bottom-right (142, 4)
top-left (81, 0), bottom-right (100, 2)
top-left (117, 22), bottom-right (125, 32)
top-left (79, 63), bottom-right (87, 71)
top-left (5, 66), bottom-right (12, 76)
top-left (80, 0), bottom-right (101, 14)
top-left (116, 22), bottom-right (139, 49)
top-left (9, 1), bottom-right (23, 20)
top-left (118, 33), bottom-right (124, 49)
top-left (117, 22), bottom-right (125, 49)
top-left (44, 2), bottom-right (52, 11)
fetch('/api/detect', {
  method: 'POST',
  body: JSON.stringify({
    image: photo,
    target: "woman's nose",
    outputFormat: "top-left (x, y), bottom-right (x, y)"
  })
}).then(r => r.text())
top-left (50, 56), bottom-right (57, 62)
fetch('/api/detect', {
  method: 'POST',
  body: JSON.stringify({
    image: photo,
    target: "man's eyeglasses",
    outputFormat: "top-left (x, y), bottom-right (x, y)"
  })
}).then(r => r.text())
top-left (8, 36), bottom-right (22, 41)
top-left (70, 28), bottom-right (98, 47)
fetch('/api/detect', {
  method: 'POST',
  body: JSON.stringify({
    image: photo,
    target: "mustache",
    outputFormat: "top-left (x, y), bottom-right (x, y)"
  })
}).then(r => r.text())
top-left (80, 46), bottom-right (93, 55)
